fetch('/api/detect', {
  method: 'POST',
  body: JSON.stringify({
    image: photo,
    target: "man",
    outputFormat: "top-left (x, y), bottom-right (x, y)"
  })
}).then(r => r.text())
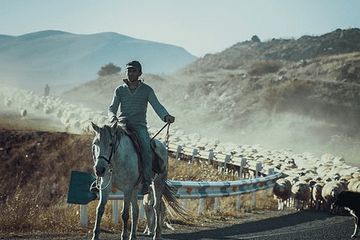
top-left (108, 60), bottom-right (175, 201)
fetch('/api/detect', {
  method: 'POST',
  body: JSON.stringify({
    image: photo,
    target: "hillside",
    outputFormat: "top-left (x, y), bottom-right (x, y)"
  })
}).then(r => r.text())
top-left (181, 28), bottom-right (360, 73)
top-left (62, 28), bottom-right (360, 163)
top-left (0, 30), bottom-right (196, 93)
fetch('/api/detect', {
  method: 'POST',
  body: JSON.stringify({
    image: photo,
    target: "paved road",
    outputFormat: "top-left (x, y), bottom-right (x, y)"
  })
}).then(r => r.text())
top-left (160, 211), bottom-right (354, 240)
top-left (1, 211), bottom-right (355, 240)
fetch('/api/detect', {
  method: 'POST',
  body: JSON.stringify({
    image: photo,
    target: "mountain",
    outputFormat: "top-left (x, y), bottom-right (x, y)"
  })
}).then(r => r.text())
top-left (63, 28), bottom-right (360, 163)
top-left (0, 30), bottom-right (196, 92)
top-left (181, 28), bottom-right (360, 74)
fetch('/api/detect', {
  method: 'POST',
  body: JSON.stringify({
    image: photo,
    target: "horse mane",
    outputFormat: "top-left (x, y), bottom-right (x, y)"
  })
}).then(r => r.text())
top-left (102, 117), bottom-right (132, 139)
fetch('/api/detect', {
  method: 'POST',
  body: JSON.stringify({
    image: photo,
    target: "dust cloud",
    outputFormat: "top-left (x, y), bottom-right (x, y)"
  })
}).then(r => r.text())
top-left (155, 83), bottom-right (360, 168)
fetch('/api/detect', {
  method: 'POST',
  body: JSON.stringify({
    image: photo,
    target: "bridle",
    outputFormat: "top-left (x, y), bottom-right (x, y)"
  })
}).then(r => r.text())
top-left (93, 128), bottom-right (117, 191)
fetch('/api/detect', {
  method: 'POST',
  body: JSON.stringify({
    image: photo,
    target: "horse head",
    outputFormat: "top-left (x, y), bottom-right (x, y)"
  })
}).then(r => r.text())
top-left (91, 122), bottom-right (116, 177)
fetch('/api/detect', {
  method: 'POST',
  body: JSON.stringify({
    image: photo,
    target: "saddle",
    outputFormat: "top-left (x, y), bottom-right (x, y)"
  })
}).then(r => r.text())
top-left (125, 128), bottom-right (166, 175)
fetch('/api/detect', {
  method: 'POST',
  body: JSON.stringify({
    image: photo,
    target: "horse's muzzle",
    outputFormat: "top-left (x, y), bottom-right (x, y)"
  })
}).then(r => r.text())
top-left (94, 166), bottom-right (105, 177)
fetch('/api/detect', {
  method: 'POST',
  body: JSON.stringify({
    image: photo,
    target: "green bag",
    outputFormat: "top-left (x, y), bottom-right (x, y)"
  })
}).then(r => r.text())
top-left (67, 171), bottom-right (97, 204)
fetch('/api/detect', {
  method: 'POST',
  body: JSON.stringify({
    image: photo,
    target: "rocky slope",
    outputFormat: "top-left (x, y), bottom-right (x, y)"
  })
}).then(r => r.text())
top-left (63, 28), bottom-right (360, 163)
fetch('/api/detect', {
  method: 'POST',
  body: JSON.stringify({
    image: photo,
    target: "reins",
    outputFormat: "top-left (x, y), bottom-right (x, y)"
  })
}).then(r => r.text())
top-left (151, 122), bottom-right (171, 148)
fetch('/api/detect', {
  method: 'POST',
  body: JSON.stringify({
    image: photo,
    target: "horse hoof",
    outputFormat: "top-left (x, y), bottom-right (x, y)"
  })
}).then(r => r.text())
top-left (143, 193), bottom-right (151, 205)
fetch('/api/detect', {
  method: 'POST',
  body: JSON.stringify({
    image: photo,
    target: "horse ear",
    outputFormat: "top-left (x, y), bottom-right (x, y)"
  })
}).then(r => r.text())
top-left (91, 122), bottom-right (100, 133)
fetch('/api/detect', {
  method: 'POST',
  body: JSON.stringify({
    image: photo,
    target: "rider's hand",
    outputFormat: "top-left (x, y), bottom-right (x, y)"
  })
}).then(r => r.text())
top-left (164, 115), bottom-right (175, 123)
top-left (110, 116), bottom-right (118, 126)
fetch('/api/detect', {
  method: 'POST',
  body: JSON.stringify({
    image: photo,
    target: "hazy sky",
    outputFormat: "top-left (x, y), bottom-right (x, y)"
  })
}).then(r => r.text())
top-left (1, 0), bottom-right (360, 56)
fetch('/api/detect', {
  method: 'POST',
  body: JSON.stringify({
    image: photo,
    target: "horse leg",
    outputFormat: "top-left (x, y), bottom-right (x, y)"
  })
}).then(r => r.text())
top-left (160, 199), bottom-right (167, 229)
top-left (92, 189), bottom-right (109, 240)
top-left (144, 186), bottom-right (155, 236)
top-left (121, 193), bottom-right (131, 240)
top-left (130, 190), bottom-right (139, 240)
top-left (153, 182), bottom-right (164, 240)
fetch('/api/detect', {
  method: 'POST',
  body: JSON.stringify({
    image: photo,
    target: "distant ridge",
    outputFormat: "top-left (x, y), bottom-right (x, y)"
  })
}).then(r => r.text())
top-left (182, 28), bottom-right (360, 73)
top-left (0, 30), bottom-right (197, 92)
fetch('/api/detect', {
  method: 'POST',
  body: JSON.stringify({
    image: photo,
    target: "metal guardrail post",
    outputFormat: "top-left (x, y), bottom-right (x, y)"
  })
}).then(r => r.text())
top-left (112, 200), bottom-right (119, 224)
top-left (214, 198), bottom-right (220, 213)
top-left (239, 158), bottom-right (247, 179)
top-left (80, 204), bottom-right (88, 227)
top-left (191, 148), bottom-right (198, 163)
top-left (198, 198), bottom-right (205, 215)
top-left (224, 154), bottom-right (231, 171)
top-left (176, 145), bottom-right (182, 160)
top-left (267, 168), bottom-right (275, 195)
top-left (181, 199), bottom-right (189, 211)
top-left (252, 162), bottom-right (263, 208)
top-left (208, 149), bottom-right (214, 163)
top-left (236, 195), bottom-right (241, 210)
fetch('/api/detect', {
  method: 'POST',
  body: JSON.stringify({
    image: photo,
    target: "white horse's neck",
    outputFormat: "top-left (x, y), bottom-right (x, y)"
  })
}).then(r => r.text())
top-left (111, 133), bottom-right (140, 191)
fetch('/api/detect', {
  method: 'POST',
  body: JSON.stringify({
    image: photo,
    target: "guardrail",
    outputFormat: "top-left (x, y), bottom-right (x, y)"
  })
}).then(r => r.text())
top-left (76, 124), bottom-right (284, 227)
top-left (170, 171), bottom-right (282, 199)
top-left (78, 167), bottom-right (281, 227)
top-left (166, 142), bottom-right (271, 178)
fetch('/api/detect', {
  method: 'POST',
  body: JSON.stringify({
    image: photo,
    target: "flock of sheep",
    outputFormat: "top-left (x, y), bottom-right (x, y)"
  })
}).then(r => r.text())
top-left (1, 85), bottom-right (359, 214)
top-left (273, 160), bottom-right (360, 212)
top-left (0, 85), bottom-right (108, 133)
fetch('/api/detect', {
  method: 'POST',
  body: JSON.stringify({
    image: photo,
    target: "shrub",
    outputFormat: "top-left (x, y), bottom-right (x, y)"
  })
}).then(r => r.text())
top-left (98, 63), bottom-right (121, 77)
top-left (251, 35), bottom-right (261, 43)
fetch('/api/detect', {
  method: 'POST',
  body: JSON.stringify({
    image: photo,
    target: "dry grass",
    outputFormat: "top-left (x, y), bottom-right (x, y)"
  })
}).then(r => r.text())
top-left (0, 129), bottom-right (278, 234)
top-left (264, 79), bottom-right (313, 107)
top-left (249, 61), bottom-right (283, 76)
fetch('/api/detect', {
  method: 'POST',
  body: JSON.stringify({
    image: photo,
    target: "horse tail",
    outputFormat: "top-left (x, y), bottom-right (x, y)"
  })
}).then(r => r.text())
top-left (162, 180), bottom-right (188, 219)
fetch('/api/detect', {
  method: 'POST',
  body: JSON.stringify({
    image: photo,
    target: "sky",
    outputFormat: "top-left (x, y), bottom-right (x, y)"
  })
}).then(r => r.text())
top-left (1, 0), bottom-right (360, 57)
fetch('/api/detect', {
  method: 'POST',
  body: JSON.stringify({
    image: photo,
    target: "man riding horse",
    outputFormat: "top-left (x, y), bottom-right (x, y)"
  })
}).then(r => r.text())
top-left (107, 60), bottom-right (175, 203)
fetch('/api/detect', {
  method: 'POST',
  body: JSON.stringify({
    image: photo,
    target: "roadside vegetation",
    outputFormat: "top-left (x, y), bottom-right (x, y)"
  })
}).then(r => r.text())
top-left (0, 129), bottom-right (277, 234)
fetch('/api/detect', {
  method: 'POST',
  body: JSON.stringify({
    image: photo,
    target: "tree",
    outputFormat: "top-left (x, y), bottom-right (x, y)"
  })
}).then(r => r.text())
top-left (97, 63), bottom-right (121, 77)
top-left (251, 35), bottom-right (261, 43)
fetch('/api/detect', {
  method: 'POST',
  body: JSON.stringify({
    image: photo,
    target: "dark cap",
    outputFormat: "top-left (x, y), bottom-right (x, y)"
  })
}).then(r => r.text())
top-left (126, 60), bottom-right (142, 73)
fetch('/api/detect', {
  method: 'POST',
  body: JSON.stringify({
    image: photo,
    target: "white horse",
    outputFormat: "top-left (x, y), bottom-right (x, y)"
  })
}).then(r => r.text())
top-left (91, 122), bottom-right (183, 240)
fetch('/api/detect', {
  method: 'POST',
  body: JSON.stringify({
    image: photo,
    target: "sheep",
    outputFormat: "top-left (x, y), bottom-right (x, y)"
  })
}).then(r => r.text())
top-left (347, 179), bottom-right (360, 192)
top-left (291, 181), bottom-right (311, 211)
top-left (285, 175), bottom-right (299, 185)
top-left (20, 109), bottom-right (27, 118)
top-left (273, 178), bottom-right (292, 210)
top-left (321, 181), bottom-right (345, 211)
top-left (311, 182), bottom-right (325, 210)
top-left (353, 172), bottom-right (360, 179)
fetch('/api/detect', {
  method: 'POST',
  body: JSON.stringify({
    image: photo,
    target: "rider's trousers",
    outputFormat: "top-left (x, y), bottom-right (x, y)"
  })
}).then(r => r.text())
top-left (133, 125), bottom-right (152, 194)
